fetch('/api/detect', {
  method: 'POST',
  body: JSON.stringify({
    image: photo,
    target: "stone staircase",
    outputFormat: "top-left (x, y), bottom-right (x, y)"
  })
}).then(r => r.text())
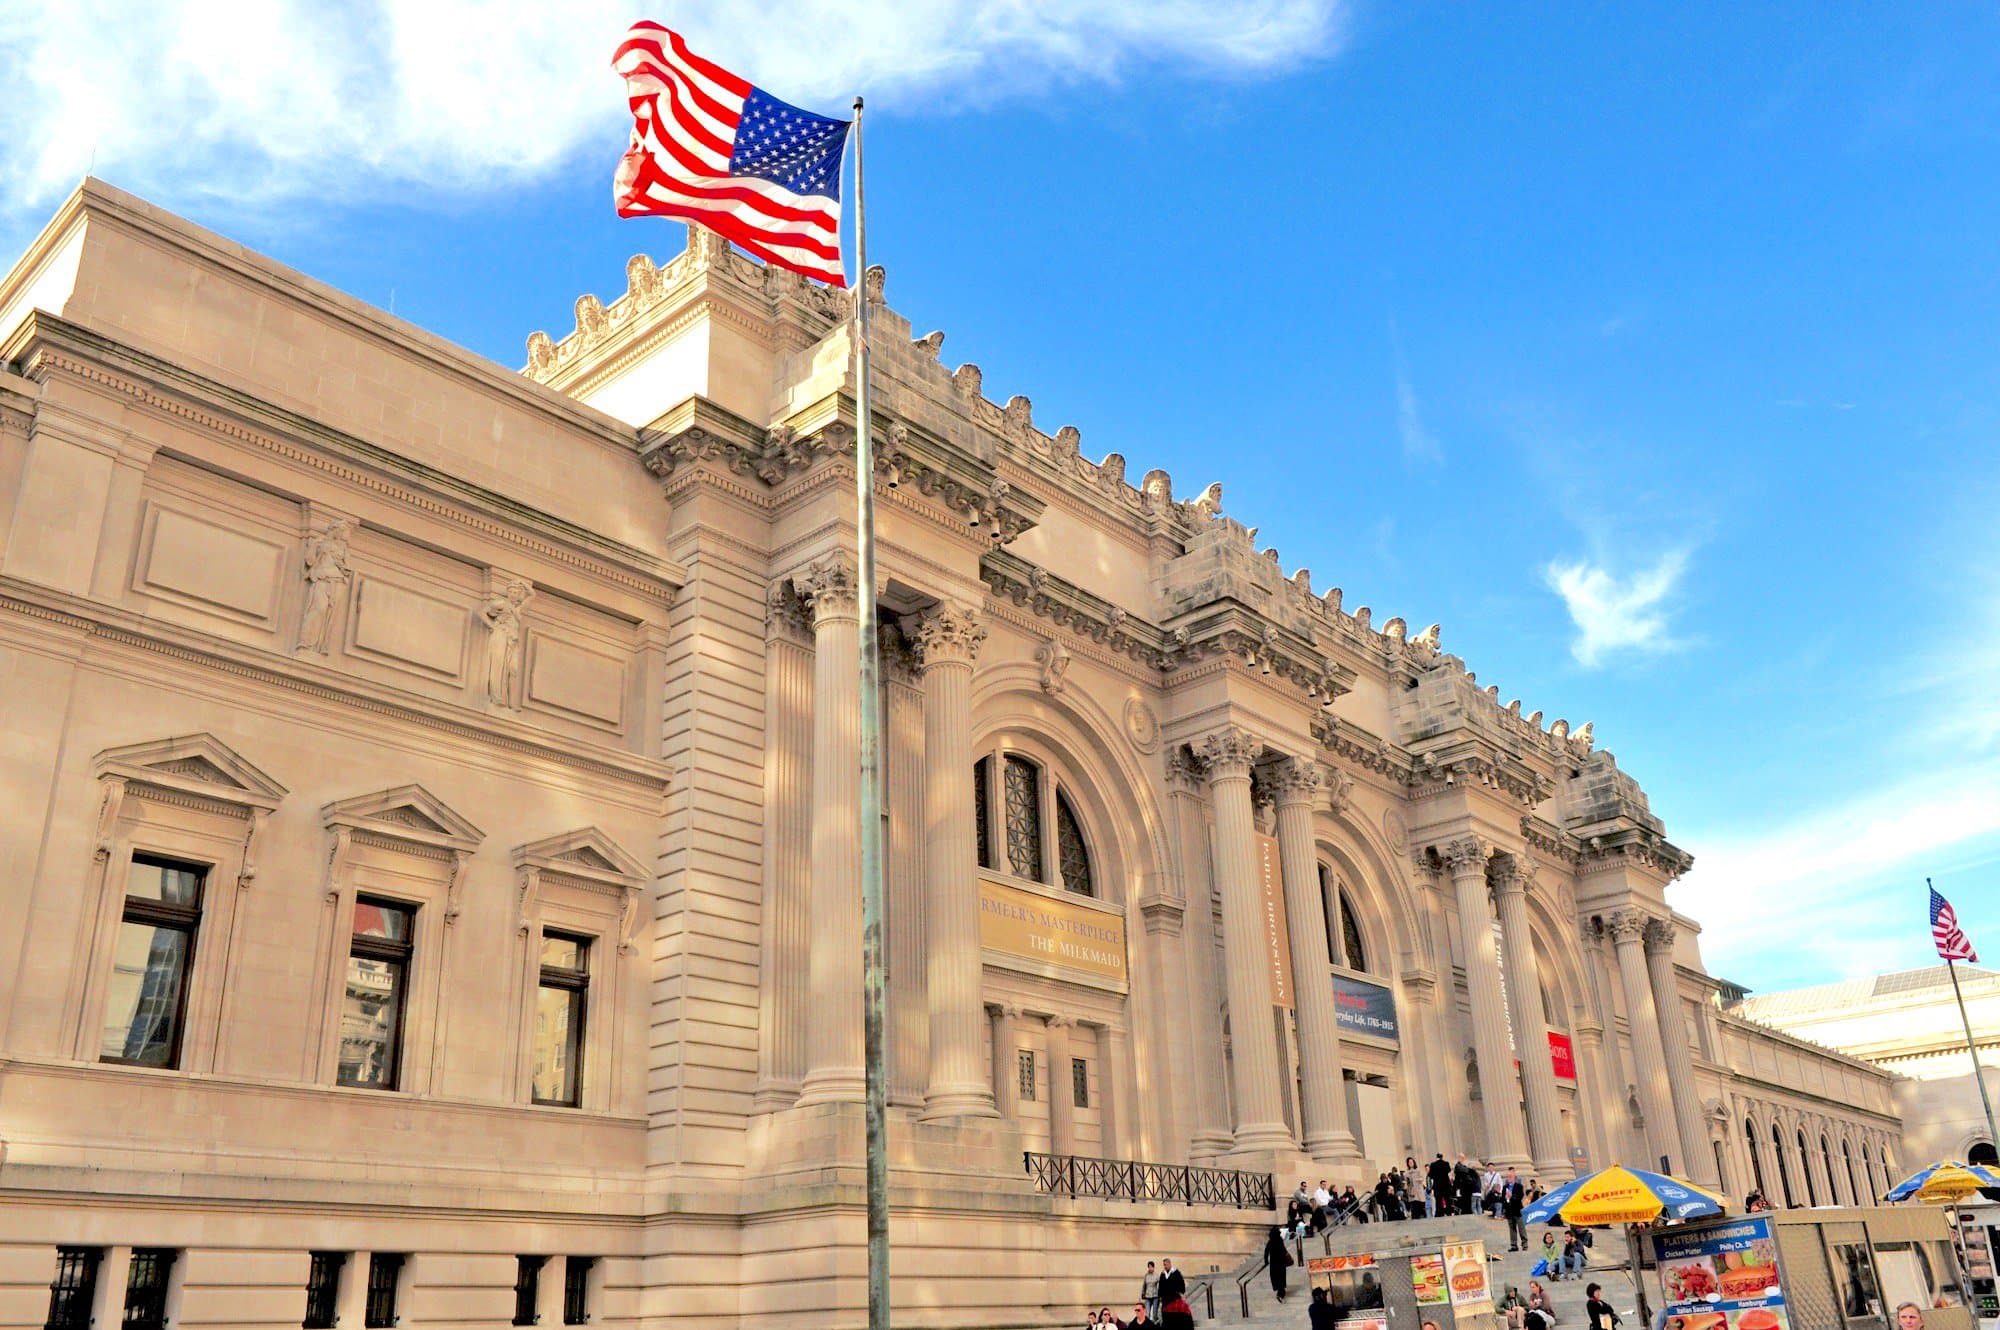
top-left (1195, 1215), bottom-right (1649, 1330)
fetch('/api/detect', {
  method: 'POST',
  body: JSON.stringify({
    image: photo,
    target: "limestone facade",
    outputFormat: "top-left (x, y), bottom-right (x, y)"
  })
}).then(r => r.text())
top-left (0, 181), bottom-right (1899, 1328)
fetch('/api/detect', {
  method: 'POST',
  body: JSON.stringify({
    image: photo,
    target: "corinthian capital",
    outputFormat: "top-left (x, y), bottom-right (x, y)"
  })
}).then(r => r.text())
top-left (1645, 917), bottom-right (1678, 951)
top-left (794, 553), bottom-right (860, 625)
top-left (911, 601), bottom-right (985, 667)
top-left (1196, 725), bottom-right (1262, 781)
top-left (1266, 756), bottom-right (1322, 808)
top-left (1440, 836), bottom-right (1490, 878)
top-left (1607, 908), bottom-right (1651, 944)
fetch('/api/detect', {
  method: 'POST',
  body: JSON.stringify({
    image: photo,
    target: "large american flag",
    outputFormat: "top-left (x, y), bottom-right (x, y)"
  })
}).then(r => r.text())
top-left (613, 23), bottom-right (850, 286)
top-left (1932, 885), bottom-right (1979, 962)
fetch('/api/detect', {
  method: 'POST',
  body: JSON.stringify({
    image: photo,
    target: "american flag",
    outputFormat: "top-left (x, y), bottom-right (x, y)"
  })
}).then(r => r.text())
top-left (613, 23), bottom-right (850, 286)
top-left (1932, 884), bottom-right (1978, 962)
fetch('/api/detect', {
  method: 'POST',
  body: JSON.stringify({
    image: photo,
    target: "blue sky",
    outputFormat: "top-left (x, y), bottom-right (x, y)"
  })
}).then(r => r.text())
top-left (4, 2), bottom-right (1997, 992)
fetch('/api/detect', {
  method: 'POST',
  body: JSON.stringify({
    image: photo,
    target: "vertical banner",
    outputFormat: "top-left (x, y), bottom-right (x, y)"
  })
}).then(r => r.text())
top-left (1442, 1241), bottom-right (1494, 1315)
top-left (1549, 1031), bottom-right (1576, 1080)
top-left (1255, 832), bottom-right (1293, 1009)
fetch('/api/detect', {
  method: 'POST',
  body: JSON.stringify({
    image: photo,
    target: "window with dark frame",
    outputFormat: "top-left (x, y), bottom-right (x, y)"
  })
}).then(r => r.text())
top-left (972, 751), bottom-right (1098, 897)
top-left (533, 933), bottom-right (590, 1107)
top-left (513, 1255), bottom-right (547, 1326)
top-left (123, 1248), bottom-right (177, 1330)
top-left (339, 898), bottom-right (415, 1091)
top-left (1071, 1055), bottom-right (1089, 1109)
top-left (562, 1256), bottom-right (595, 1325)
top-left (1017, 1049), bottom-right (1036, 1102)
top-left (303, 1251), bottom-right (345, 1329)
top-left (45, 1246), bottom-right (101, 1330)
top-left (99, 856), bottom-right (206, 1068)
top-left (364, 1252), bottom-right (404, 1328)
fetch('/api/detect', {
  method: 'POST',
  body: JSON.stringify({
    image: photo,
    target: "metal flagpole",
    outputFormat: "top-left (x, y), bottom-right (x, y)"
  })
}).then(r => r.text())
top-left (851, 94), bottom-right (891, 1330)
top-left (1933, 879), bottom-right (1999, 1156)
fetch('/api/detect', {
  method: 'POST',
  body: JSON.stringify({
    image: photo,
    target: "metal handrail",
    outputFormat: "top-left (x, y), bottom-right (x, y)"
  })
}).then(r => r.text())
top-left (1022, 1151), bottom-right (1277, 1211)
top-left (1181, 1278), bottom-right (1217, 1320)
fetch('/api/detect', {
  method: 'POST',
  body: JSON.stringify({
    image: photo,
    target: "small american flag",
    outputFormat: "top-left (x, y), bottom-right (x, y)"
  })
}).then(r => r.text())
top-left (613, 23), bottom-right (850, 286)
top-left (1932, 884), bottom-right (1979, 962)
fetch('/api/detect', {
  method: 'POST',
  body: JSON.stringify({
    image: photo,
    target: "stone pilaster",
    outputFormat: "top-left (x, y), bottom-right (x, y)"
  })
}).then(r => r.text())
top-left (754, 581), bottom-right (813, 1109)
top-left (1644, 919), bottom-right (1718, 1185)
top-left (1576, 921), bottom-right (1628, 1165)
top-left (1445, 837), bottom-right (1531, 1170)
top-left (1491, 858), bottom-right (1570, 1182)
top-left (1045, 1015), bottom-right (1078, 1156)
top-left (1271, 757), bottom-right (1357, 1164)
top-left (1099, 1022), bottom-right (1131, 1160)
top-left (989, 1003), bottom-right (1022, 1121)
top-left (913, 602), bottom-right (997, 1120)
top-left (795, 554), bottom-right (864, 1105)
top-left (1199, 726), bottom-right (1295, 1155)
top-left (1166, 749), bottom-right (1233, 1159)
top-left (1608, 908), bottom-right (1679, 1171)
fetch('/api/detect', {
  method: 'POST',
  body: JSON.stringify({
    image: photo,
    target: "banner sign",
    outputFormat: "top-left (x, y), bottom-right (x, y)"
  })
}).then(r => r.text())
top-left (1549, 1031), bottom-right (1576, 1080)
top-left (1442, 1241), bottom-right (1493, 1316)
top-left (979, 876), bottom-right (1127, 989)
top-left (1255, 833), bottom-right (1293, 1009)
top-left (1652, 1216), bottom-right (1787, 1330)
top-left (1334, 974), bottom-right (1399, 1042)
top-left (1409, 1254), bottom-right (1449, 1306)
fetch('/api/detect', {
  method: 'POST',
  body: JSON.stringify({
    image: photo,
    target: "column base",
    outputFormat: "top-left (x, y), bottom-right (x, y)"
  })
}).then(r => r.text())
top-left (1225, 1121), bottom-right (1301, 1159)
top-left (752, 1079), bottom-right (802, 1112)
top-left (920, 1082), bottom-right (1000, 1122)
top-left (1189, 1129), bottom-right (1237, 1164)
top-left (795, 1068), bottom-right (865, 1107)
top-left (1304, 1130), bottom-right (1363, 1168)
top-left (1532, 1157), bottom-right (1575, 1185)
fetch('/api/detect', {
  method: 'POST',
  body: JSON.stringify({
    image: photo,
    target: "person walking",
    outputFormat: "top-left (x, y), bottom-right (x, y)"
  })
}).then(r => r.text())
top-left (1265, 1226), bottom-right (1293, 1301)
top-left (1141, 1261), bottom-right (1162, 1321)
top-left (1584, 1283), bottom-right (1622, 1330)
top-left (1503, 1169), bottom-right (1529, 1251)
top-left (1159, 1259), bottom-right (1186, 1307)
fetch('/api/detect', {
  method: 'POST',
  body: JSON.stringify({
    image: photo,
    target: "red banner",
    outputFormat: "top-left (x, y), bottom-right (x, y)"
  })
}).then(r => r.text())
top-left (1549, 1031), bottom-right (1576, 1081)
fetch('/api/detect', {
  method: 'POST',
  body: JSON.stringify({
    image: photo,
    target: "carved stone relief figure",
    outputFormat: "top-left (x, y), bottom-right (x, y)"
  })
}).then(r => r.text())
top-left (297, 518), bottom-right (353, 655)
top-left (478, 578), bottom-right (535, 707)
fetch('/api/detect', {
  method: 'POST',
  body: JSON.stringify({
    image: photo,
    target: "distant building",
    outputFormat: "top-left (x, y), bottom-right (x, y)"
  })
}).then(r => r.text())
top-left (1733, 965), bottom-right (2000, 1172)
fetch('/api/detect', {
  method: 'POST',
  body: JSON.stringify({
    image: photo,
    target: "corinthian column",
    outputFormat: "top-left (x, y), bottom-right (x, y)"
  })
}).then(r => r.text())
top-left (795, 555), bottom-right (864, 1105)
top-left (1445, 838), bottom-right (1531, 1170)
top-left (1491, 858), bottom-right (1571, 1182)
top-left (1045, 1015), bottom-right (1078, 1155)
top-left (1609, 909), bottom-right (1679, 1170)
top-left (1271, 757), bottom-right (1357, 1164)
top-left (913, 602), bottom-right (998, 1119)
top-left (1645, 920), bottom-right (1719, 1185)
top-left (754, 581), bottom-right (814, 1109)
top-left (1199, 727), bottom-right (1295, 1155)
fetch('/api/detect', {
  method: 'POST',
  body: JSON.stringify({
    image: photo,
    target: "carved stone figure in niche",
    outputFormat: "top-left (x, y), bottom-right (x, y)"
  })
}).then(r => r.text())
top-left (297, 518), bottom-right (352, 655)
top-left (478, 578), bottom-right (535, 707)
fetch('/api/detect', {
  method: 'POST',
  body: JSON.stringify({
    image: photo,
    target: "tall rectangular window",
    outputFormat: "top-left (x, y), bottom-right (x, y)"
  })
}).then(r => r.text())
top-left (1018, 1049), bottom-right (1037, 1102)
top-left (364, 1253), bottom-right (404, 1329)
top-left (339, 898), bottom-right (414, 1090)
top-left (1071, 1056), bottom-right (1090, 1109)
top-left (123, 1248), bottom-right (177, 1330)
top-left (562, 1257), bottom-right (595, 1326)
top-left (45, 1246), bottom-right (101, 1330)
top-left (533, 933), bottom-right (590, 1107)
top-left (513, 1255), bottom-right (546, 1326)
top-left (303, 1251), bottom-right (345, 1329)
top-left (99, 857), bottom-right (206, 1067)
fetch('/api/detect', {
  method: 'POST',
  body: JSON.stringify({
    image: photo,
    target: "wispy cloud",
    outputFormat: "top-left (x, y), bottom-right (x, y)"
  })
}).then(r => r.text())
top-left (1544, 550), bottom-right (1690, 667)
top-left (0, 1), bottom-right (1348, 223)
top-left (1390, 318), bottom-right (1443, 465)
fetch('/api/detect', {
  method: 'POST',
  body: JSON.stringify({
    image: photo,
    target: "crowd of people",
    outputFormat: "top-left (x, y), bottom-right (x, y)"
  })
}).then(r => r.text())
top-left (1087, 1258), bottom-right (1197, 1330)
top-left (1280, 1155), bottom-right (1552, 1238)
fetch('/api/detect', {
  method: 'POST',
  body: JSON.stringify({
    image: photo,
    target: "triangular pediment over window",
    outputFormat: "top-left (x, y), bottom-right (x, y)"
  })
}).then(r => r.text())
top-left (513, 826), bottom-right (647, 888)
top-left (322, 784), bottom-right (484, 854)
top-left (95, 734), bottom-right (288, 811)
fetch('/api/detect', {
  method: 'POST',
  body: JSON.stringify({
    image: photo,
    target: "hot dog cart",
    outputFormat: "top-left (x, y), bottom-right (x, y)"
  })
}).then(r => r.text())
top-left (1648, 1207), bottom-right (1974, 1330)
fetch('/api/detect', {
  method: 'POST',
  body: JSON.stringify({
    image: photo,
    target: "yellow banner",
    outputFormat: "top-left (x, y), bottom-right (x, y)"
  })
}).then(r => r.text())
top-left (979, 876), bottom-right (1128, 988)
top-left (1256, 832), bottom-right (1294, 1009)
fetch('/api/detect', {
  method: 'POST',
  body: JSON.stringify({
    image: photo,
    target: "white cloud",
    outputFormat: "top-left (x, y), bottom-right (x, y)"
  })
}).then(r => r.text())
top-left (0, 1), bottom-right (1346, 221)
top-left (1544, 549), bottom-right (1689, 667)
top-left (1389, 317), bottom-right (1442, 465)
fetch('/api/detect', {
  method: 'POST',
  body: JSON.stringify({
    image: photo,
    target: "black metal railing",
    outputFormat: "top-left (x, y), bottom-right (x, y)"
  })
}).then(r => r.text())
top-left (1022, 1151), bottom-right (1277, 1210)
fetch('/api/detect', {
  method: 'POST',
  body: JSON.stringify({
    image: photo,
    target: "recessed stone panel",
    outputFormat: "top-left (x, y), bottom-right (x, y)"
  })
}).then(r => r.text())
top-left (349, 576), bottom-right (466, 678)
top-left (137, 504), bottom-right (284, 622)
top-left (526, 632), bottom-right (626, 726)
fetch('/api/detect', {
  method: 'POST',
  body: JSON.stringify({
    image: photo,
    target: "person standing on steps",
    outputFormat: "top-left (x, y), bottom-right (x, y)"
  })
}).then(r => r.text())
top-left (1584, 1283), bottom-right (1622, 1330)
top-left (1141, 1261), bottom-right (1162, 1321)
top-left (1265, 1226), bottom-right (1293, 1301)
top-left (1428, 1153), bottom-right (1452, 1218)
top-left (1503, 1168), bottom-right (1529, 1251)
top-left (1158, 1258), bottom-right (1185, 1307)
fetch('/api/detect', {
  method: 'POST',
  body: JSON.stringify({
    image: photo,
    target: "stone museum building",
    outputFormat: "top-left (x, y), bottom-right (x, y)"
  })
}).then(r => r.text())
top-left (0, 181), bottom-right (1901, 1327)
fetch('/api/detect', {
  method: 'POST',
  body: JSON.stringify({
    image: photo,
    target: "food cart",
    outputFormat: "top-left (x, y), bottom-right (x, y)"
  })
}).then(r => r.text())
top-left (1649, 1207), bottom-right (1974, 1330)
top-left (1295, 1228), bottom-right (1499, 1330)
top-left (1955, 1201), bottom-right (1999, 1330)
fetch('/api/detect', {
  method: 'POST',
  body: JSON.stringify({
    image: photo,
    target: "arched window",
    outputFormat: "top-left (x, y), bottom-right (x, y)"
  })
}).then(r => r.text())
top-left (1746, 1118), bottom-right (1766, 1195)
top-left (1774, 1123), bottom-right (1795, 1207)
top-left (1316, 866), bottom-right (1371, 973)
top-left (1844, 1138), bottom-right (1859, 1205)
top-left (1799, 1130), bottom-right (1819, 1205)
top-left (1971, 1141), bottom-right (1998, 1168)
top-left (1862, 1141), bottom-right (1877, 1198)
top-left (972, 750), bottom-right (1097, 896)
top-left (1821, 1134), bottom-right (1837, 1204)
top-left (1341, 890), bottom-right (1368, 974)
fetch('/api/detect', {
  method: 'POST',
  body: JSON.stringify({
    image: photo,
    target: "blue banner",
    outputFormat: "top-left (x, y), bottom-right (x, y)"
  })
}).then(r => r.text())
top-left (1334, 975), bottom-right (1399, 1042)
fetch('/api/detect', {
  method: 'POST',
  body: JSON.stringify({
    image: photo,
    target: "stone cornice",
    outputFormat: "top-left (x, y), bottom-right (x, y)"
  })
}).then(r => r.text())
top-left (9, 316), bottom-right (684, 606)
top-left (1576, 825), bottom-right (1695, 880)
top-left (1311, 716), bottom-right (1417, 788)
top-left (0, 579), bottom-right (673, 794)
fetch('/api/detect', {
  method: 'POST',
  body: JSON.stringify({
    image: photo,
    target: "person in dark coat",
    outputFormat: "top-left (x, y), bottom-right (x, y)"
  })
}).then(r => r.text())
top-left (1264, 1227), bottom-right (1293, 1301)
top-left (1309, 1287), bottom-right (1340, 1330)
top-left (1503, 1168), bottom-right (1529, 1251)
top-left (1161, 1296), bottom-right (1195, 1330)
top-left (1158, 1259), bottom-right (1186, 1305)
top-left (1427, 1153), bottom-right (1453, 1217)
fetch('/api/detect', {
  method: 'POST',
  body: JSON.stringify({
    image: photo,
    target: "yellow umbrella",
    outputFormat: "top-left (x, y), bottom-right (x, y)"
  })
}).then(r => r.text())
top-left (1880, 1160), bottom-right (2000, 1205)
top-left (1522, 1165), bottom-right (1731, 1327)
